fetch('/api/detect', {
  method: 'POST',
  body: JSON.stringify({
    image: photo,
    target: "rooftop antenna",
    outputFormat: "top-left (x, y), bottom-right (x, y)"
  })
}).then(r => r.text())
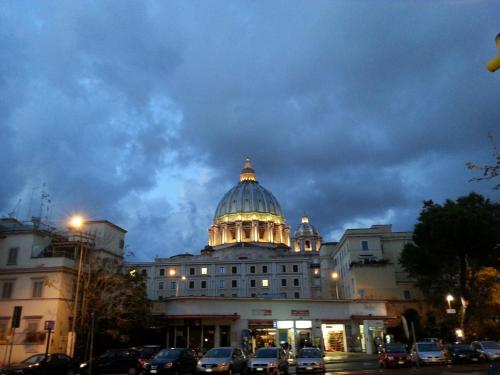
top-left (27, 186), bottom-right (40, 219)
top-left (8, 199), bottom-right (22, 218)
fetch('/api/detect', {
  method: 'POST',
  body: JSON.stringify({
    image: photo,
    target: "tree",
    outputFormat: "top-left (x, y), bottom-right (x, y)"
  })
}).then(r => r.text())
top-left (76, 256), bottom-right (151, 358)
top-left (467, 133), bottom-right (500, 189)
top-left (400, 193), bottom-right (500, 338)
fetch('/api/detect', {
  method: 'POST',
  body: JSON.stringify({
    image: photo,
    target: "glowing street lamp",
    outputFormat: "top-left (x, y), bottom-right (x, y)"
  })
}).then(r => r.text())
top-left (446, 294), bottom-right (454, 309)
top-left (331, 271), bottom-right (339, 299)
top-left (67, 214), bottom-right (86, 357)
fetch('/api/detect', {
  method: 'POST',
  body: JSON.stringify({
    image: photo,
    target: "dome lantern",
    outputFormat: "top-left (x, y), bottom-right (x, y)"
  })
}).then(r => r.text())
top-left (240, 157), bottom-right (257, 182)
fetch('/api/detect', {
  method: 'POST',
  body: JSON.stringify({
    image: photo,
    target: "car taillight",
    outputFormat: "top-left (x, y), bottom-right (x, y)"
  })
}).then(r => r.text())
top-left (138, 359), bottom-right (145, 366)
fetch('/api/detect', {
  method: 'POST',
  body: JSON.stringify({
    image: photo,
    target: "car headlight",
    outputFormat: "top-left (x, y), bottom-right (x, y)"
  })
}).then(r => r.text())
top-left (387, 356), bottom-right (394, 360)
top-left (268, 362), bottom-right (277, 367)
top-left (197, 361), bottom-right (203, 366)
top-left (218, 362), bottom-right (228, 367)
top-left (28, 363), bottom-right (40, 368)
top-left (164, 362), bottom-right (174, 368)
top-left (80, 362), bottom-right (88, 368)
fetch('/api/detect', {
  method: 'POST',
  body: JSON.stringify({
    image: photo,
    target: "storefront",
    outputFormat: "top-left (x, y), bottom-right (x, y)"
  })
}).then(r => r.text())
top-left (321, 322), bottom-right (347, 352)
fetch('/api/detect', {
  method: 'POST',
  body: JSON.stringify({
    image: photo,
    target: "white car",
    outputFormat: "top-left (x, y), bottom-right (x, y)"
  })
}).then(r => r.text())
top-left (248, 348), bottom-right (288, 375)
top-left (471, 341), bottom-right (500, 362)
top-left (411, 342), bottom-right (447, 365)
top-left (295, 348), bottom-right (325, 374)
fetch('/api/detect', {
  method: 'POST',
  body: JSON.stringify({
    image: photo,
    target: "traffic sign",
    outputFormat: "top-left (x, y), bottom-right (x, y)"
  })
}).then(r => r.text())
top-left (44, 320), bottom-right (55, 330)
top-left (446, 309), bottom-right (456, 314)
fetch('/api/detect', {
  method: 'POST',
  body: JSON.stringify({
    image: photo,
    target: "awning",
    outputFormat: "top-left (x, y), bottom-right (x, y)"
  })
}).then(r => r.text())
top-left (161, 314), bottom-right (240, 321)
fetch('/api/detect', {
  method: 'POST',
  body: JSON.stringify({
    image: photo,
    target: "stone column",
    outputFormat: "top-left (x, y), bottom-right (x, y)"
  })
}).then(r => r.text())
top-left (236, 221), bottom-right (242, 242)
top-left (267, 222), bottom-right (274, 243)
top-left (252, 221), bottom-right (258, 242)
top-left (214, 325), bottom-right (221, 347)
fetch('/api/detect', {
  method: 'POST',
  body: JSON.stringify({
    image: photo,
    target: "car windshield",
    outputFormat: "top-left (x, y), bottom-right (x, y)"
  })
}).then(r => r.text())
top-left (452, 344), bottom-right (471, 351)
top-left (385, 345), bottom-right (406, 353)
top-left (205, 349), bottom-right (232, 358)
top-left (255, 349), bottom-right (278, 358)
top-left (155, 349), bottom-right (182, 360)
top-left (417, 343), bottom-right (440, 352)
top-left (298, 349), bottom-right (321, 358)
top-left (139, 347), bottom-right (160, 358)
top-left (482, 341), bottom-right (500, 349)
top-left (22, 354), bottom-right (46, 364)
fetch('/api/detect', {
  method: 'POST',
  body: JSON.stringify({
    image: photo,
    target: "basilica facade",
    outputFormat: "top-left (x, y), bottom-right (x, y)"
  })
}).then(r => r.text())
top-left (129, 158), bottom-right (420, 355)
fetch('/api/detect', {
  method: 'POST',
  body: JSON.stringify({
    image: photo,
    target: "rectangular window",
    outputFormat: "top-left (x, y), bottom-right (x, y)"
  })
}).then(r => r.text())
top-left (158, 282), bottom-right (164, 290)
top-left (170, 281), bottom-right (176, 290)
top-left (361, 240), bottom-right (369, 250)
top-left (189, 281), bottom-right (195, 289)
top-left (201, 267), bottom-right (208, 275)
top-left (159, 268), bottom-right (165, 276)
top-left (294, 278), bottom-right (300, 287)
top-left (294, 292), bottom-right (300, 298)
top-left (281, 265), bottom-right (286, 273)
top-left (232, 280), bottom-right (237, 288)
top-left (262, 279), bottom-right (269, 288)
top-left (250, 280), bottom-right (256, 288)
top-left (7, 248), bottom-right (18, 265)
top-left (1, 281), bottom-right (14, 299)
top-left (189, 268), bottom-right (195, 275)
top-left (201, 280), bottom-right (207, 289)
top-left (231, 266), bottom-right (237, 274)
top-left (219, 266), bottom-right (225, 274)
top-left (32, 280), bottom-right (43, 298)
top-left (250, 266), bottom-right (255, 274)
top-left (281, 279), bottom-right (287, 287)
top-left (0, 321), bottom-right (7, 341)
top-left (141, 269), bottom-right (147, 276)
top-left (293, 265), bottom-right (299, 272)
top-left (262, 265), bottom-right (268, 273)
top-left (404, 290), bottom-right (411, 300)
top-left (219, 279), bottom-right (225, 288)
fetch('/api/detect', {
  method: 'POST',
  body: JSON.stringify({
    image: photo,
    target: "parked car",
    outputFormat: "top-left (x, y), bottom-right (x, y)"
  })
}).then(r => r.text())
top-left (147, 348), bottom-right (198, 375)
top-left (248, 347), bottom-right (288, 375)
top-left (471, 341), bottom-right (500, 362)
top-left (410, 341), bottom-right (447, 366)
top-left (131, 345), bottom-right (162, 372)
top-left (0, 353), bottom-right (80, 375)
top-left (444, 343), bottom-right (481, 364)
top-left (378, 344), bottom-right (412, 368)
top-left (80, 348), bottom-right (143, 375)
top-left (197, 347), bottom-right (247, 375)
top-left (295, 347), bottom-right (325, 374)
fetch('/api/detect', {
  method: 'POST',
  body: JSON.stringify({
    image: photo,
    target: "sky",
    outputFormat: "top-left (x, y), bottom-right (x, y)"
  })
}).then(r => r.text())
top-left (1, 1), bottom-right (499, 261)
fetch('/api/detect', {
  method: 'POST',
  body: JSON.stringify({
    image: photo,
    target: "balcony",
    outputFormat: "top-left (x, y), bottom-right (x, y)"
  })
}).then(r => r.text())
top-left (349, 258), bottom-right (391, 269)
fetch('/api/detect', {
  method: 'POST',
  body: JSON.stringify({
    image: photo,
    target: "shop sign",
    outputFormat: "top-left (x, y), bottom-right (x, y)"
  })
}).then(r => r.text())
top-left (291, 310), bottom-right (309, 317)
top-left (295, 320), bottom-right (312, 329)
top-left (368, 320), bottom-right (384, 329)
top-left (249, 320), bottom-right (274, 327)
top-left (276, 320), bottom-right (294, 329)
top-left (252, 309), bottom-right (272, 316)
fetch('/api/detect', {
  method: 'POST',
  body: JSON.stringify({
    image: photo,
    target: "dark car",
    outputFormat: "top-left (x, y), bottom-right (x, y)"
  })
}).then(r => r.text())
top-left (295, 348), bottom-right (325, 374)
top-left (0, 353), bottom-right (80, 375)
top-left (445, 343), bottom-right (481, 364)
top-left (248, 347), bottom-right (288, 375)
top-left (471, 341), bottom-right (500, 362)
top-left (378, 344), bottom-right (412, 368)
top-left (147, 348), bottom-right (198, 375)
top-left (197, 347), bottom-right (247, 375)
top-left (131, 345), bottom-right (162, 372)
top-left (80, 348), bottom-right (143, 375)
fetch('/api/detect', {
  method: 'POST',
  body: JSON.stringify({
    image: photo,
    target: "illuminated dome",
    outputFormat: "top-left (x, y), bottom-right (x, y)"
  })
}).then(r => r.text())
top-left (291, 216), bottom-right (322, 253)
top-left (209, 158), bottom-right (290, 248)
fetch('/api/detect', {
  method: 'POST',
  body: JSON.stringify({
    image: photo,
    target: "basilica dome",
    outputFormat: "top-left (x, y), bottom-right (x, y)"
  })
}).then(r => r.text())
top-left (208, 158), bottom-right (290, 248)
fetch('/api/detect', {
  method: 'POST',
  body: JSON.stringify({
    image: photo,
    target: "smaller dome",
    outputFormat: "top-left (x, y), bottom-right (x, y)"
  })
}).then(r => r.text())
top-left (294, 215), bottom-right (319, 237)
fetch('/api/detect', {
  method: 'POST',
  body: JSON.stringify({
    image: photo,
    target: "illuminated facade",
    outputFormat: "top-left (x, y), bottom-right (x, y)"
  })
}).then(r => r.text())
top-left (291, 216), bottom-right (322, 253)
top-left (208, 158), bottom-right (291, 247)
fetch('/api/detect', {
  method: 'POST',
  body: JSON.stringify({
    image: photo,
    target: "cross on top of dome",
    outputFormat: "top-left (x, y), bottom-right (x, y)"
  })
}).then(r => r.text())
top-left (240, 157), bottom-right (257, 182)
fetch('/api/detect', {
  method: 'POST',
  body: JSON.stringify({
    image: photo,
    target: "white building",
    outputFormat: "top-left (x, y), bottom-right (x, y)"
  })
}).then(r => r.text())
top-left (0, 218), bottom-right (126, 364)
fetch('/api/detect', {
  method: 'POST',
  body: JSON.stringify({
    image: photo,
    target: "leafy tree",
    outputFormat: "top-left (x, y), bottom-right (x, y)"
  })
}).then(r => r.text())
top-left (400, 193), bottom-right (500, 338)
top-left (76, 256), bottom-right (151, 358)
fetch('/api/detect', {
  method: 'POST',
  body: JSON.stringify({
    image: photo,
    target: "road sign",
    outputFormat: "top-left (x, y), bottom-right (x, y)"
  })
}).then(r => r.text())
top-left (11, 306), bottom-right (22, 328)
top-left (446, 309), bottom-right (456, 314)
top-left (44, 320), bottom-right (55, 330)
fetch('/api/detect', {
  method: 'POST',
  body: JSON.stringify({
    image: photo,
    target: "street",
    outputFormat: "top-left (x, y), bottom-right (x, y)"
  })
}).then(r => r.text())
top-left (320, 363), bottom-right (490, 374)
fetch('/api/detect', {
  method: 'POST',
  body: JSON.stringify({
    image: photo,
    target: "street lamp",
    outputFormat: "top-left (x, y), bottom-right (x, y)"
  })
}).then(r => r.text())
top-left (446, 294), bottom-right (454, 309)
top-left (176, 276), bottom-right (187, 297)
top-left (331, 271), bottom-right (339, 299)
top-left (67, 215), bottom-right (86, 358)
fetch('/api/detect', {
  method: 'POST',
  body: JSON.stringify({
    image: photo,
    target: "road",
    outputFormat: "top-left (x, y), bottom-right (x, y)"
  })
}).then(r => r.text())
top-left (320, 362), bottom-right (492, 374)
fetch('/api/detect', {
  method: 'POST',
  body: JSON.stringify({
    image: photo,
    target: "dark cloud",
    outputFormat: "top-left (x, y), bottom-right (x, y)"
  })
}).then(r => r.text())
top-left (1, 1), bottom-right (499, 260)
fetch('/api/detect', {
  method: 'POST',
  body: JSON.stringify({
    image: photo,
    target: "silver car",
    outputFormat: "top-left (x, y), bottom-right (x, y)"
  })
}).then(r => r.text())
top-left (197, 347), bottom-right (247, 375)
top-left (471, 341), bottom-right (500, 362)
top-left (248, 348), bottom-right (288, 375)
top-left (296, 348), bottom-right (325, 374)
top-left (411, 342), bottom-right (447, 365)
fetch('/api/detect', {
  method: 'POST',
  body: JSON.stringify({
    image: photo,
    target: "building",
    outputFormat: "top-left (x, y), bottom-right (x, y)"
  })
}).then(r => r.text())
top-left (0, 217), bottom-right (126, 364)
top-left (129, 159), bottom-right (416, 355)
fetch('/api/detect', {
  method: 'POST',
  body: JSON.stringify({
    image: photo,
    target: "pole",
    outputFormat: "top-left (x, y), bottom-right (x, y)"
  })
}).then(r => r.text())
top-left (411, 321), bottom-right (419, 368)
top-left (45, 328), bottom-right (52, 358)
top-left (176, 280), bottom-right (180, 297)
top-left (89, 312), bottom-right (95, 375)
top-left (7, 328), bottom-right (15, 366)
top-left (335, 282), bottom-right (339, 299)
top-left (69, 233), bottom-right (84, 357)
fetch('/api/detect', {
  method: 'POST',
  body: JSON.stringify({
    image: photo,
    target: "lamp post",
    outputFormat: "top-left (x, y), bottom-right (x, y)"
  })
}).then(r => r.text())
top-left (176, 276), bottom-right (187, 297)
top-left (67, 215), bottom-right (85, 358)
top-left (331, 271), bottom-right (339, 299)
top-left (446, 294), bottom-right (454, 310)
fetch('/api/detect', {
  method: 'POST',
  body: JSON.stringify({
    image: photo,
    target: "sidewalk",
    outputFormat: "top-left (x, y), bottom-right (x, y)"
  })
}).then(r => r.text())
top-left (323, 352), bottom-right (378, 363)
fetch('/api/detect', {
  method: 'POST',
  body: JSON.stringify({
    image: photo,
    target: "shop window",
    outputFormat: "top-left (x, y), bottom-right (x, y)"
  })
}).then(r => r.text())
top-left (281, 279), bottom-right (287, 287)
top-left (361, 240), bottom-right (369, 250)
top-left (1, 281), bottom-right (14, 299)
top-left (159, 268), bottom-right (165, 276)
top-left (293, 265), bottom-right (299, 272)
top-left (250, 280), bottom-right (256, 288)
